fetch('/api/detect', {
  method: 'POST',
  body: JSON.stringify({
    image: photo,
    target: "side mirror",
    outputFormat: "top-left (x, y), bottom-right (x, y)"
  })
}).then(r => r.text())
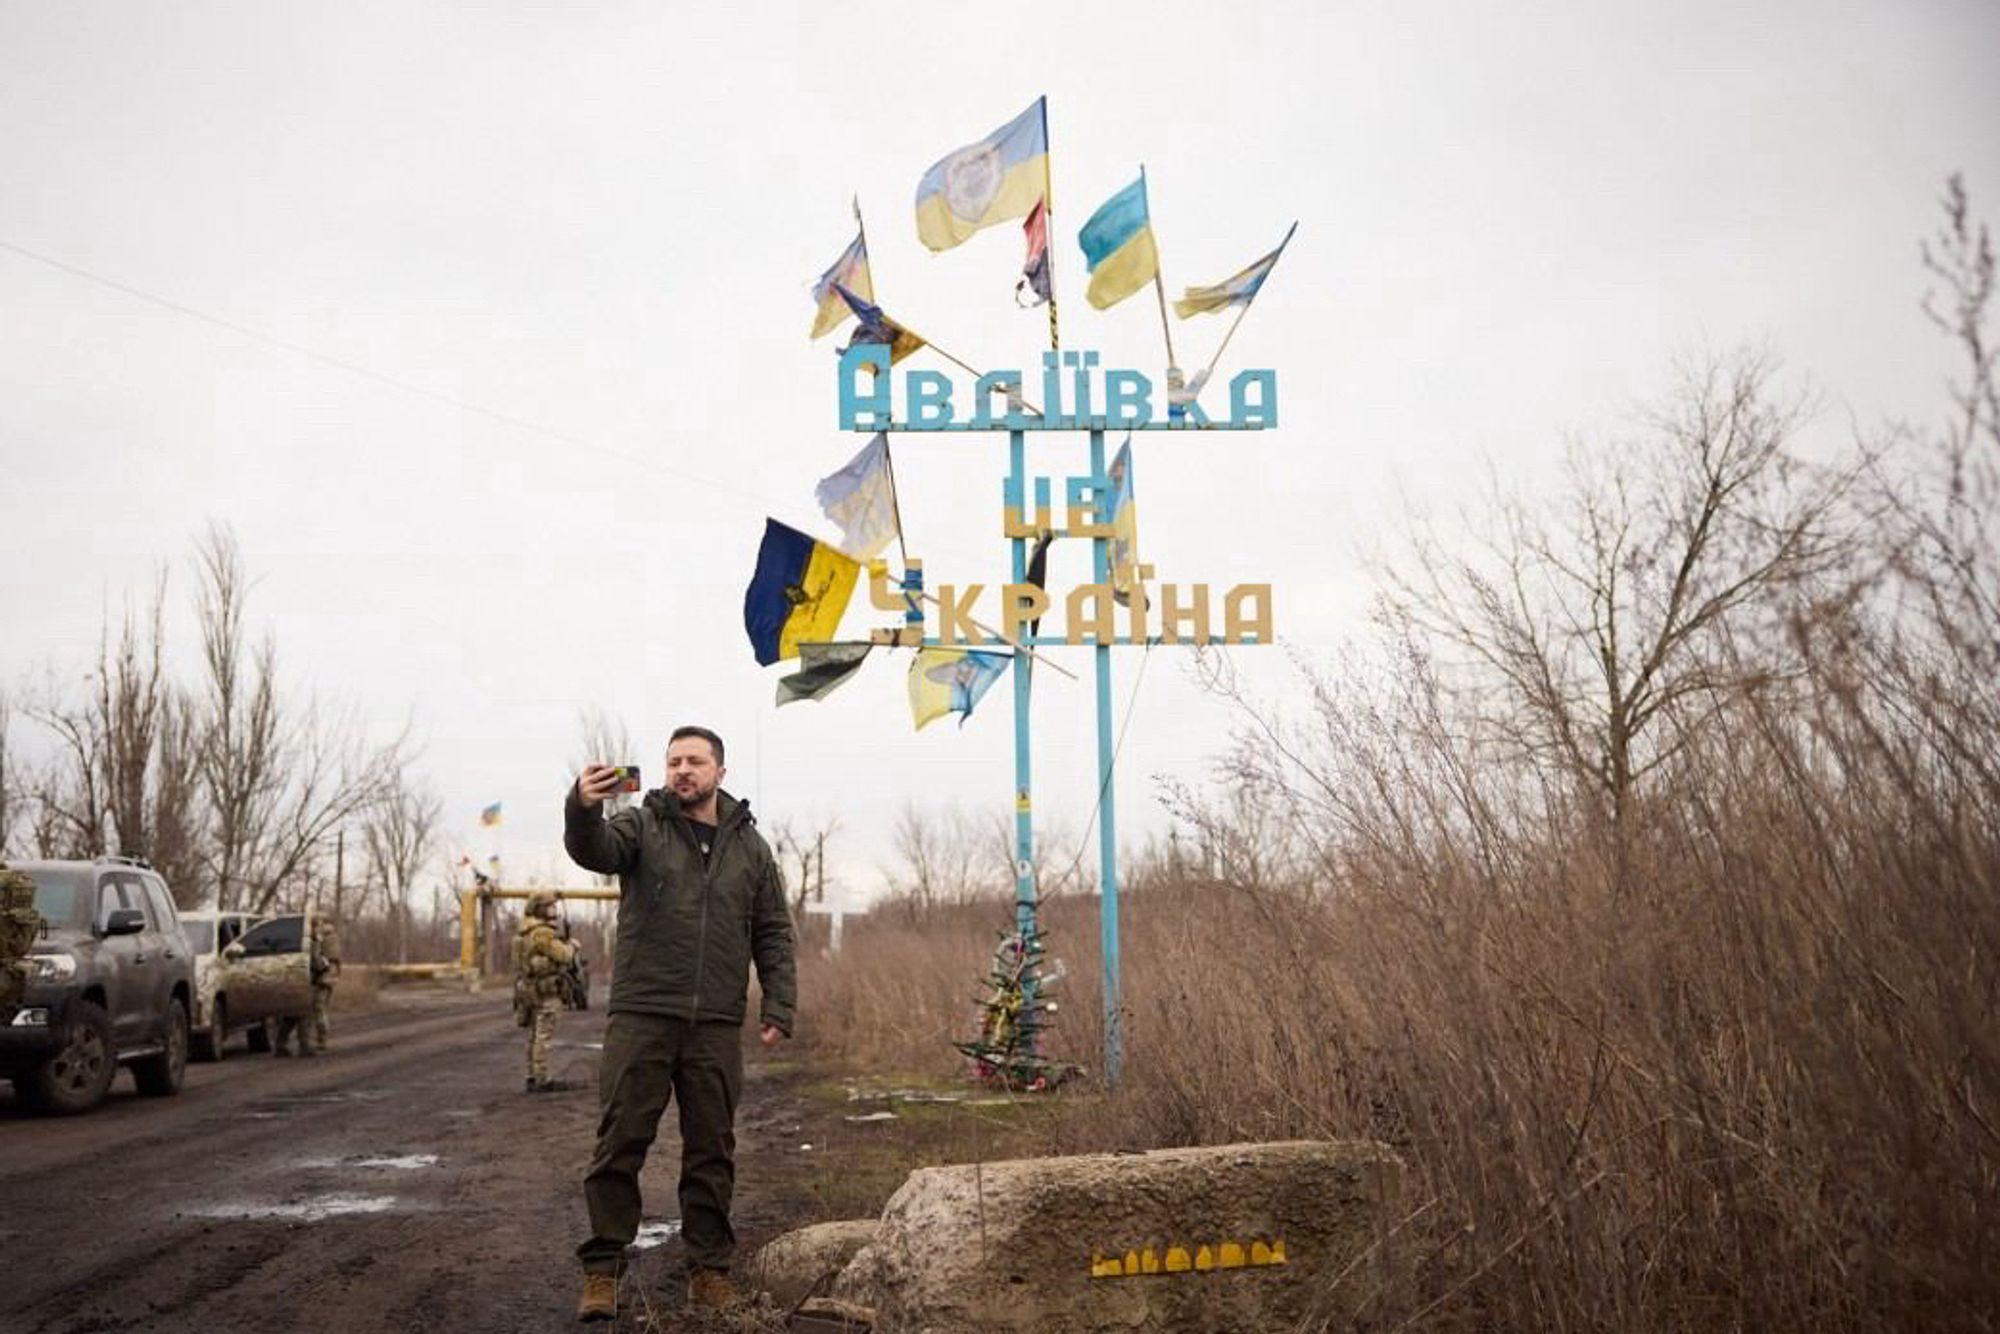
top-left (104, 908), bottom-right (146, 937)
top-left (223, 942), bottom-right (246, 961)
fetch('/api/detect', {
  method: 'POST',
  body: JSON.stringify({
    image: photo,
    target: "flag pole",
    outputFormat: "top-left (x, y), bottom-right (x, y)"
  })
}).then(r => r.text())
top-left (1040, 96), bottom-right (1060, 352)
top-left (910, 590), bottom-right (1077, 680)
top-left (893, 319), bottom-right (1047, 418)
top-left (1142, 166), bottom-right (1179, 373)
top-left (1197, 221), bottom-right (1298, 388)
top-left (881, 435), bottom-right (912, 570)
top-left (853, 195), bottom-right (873, 302)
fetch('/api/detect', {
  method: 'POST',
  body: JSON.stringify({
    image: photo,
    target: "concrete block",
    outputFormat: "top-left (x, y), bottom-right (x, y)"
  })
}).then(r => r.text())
top-left (833, 1139), bottom-right (1401, 1333)
top-left (750, 1219), bottom-right (882, 1310)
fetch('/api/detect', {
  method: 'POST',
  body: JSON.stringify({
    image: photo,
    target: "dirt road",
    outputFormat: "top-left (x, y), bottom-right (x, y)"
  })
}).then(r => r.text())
top-left (0, 987), bottom-right (821, 1334)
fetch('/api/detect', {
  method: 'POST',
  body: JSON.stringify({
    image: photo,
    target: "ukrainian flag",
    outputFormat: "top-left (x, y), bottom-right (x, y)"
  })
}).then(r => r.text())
top-left (1079, 174), bottom-right (1159, 310)
top-left (743, 519), bottom-right (861, 666)
top-left (915, 98), bottom-right (1048, 252)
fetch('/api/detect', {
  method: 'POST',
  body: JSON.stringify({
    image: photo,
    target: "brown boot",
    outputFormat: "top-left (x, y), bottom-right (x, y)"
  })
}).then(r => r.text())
top-left (576, 1271), bottom-right (618, 1322)
top-left (687, 1266), bottom-right (735, 1311)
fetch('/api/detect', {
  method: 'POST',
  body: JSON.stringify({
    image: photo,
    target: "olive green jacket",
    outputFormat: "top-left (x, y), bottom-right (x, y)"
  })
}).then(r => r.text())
top-left (563, 786), bottom-right (796, 1034)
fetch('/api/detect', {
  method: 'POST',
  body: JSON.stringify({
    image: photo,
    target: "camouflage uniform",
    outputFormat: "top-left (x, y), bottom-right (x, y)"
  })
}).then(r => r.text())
top-left (1, 862), bottom-right (46, 1021)
top-left (512, 891), bottom-right (575, 1092)
top-left (311, 919), bottom-right (341, 1048)
top-left (274, 930), bottom-right (327, 1056)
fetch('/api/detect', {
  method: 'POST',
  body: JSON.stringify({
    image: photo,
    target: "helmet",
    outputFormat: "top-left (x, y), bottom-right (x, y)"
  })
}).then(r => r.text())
top-left (525, 890), bottom-right (559, 918)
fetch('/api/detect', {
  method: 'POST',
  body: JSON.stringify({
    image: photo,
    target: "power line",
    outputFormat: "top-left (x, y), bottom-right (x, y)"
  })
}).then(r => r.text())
top-left (0, 234), bottom-right (772, 515)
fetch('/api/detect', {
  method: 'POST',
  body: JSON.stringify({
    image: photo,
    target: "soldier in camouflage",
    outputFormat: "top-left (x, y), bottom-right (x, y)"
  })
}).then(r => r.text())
top-left (311, 917), bottom-right (341, 1049)
top-left (512, 890), bottom-right (575, 1093)
top-left (1, 861), bottom-right (46, 1021)
top-left (273, 924), bottom-right (328, 1057)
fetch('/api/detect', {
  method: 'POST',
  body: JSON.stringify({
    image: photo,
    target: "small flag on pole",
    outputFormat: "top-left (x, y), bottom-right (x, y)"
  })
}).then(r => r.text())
top-left (1078, 175), bottom-right (1159, 311)
top-left (1107, 438), bottom-right (1141, 607)
top-left (835, 285), bottom-right (926, 369)
top-left (479, 802), bottom-right (502, 827)
top-left (816, 432), bottom-right (898, 559)
top-left (810, 224), bottom-right (873, 339)
top-left (1174, 223), bottom-right (1296, 318)
top-left (1016, 198), bottom-right (1051, 308)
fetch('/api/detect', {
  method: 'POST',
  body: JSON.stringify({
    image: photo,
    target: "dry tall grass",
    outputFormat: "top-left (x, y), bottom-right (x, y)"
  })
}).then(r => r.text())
top-left (799, 187), bottom-right (2000, 1330)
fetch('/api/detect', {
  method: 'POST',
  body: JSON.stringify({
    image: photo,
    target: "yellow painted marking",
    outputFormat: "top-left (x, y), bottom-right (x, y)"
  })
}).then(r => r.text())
top-left (1089, 1237), bottom-right (1289, 1278)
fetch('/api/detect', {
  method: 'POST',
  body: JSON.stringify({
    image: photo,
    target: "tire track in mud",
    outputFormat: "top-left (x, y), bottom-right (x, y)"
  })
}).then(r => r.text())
top-left (0, 990), bottom-right (608, 1334)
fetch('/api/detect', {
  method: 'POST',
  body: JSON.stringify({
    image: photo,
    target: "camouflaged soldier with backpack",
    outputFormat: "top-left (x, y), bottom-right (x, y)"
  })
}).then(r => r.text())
top-left (512, 889), bottom-right (576, 1093)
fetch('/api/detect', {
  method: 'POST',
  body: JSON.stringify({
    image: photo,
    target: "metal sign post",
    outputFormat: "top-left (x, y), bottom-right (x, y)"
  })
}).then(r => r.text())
top-left (849, 353), bottom-right (1276, 1086)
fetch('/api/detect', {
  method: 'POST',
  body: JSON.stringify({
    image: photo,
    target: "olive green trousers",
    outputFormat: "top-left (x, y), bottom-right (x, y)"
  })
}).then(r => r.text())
top-left (577, 1013), bottom-right (743, 1274)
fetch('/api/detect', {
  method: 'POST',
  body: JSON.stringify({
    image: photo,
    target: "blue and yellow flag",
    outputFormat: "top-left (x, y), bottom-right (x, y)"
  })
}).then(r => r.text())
top-left (1108, 438), bottom-right (1140, 606)
top-left (916, 98), bottom-right (1048, 252)
top-left (811, 228), bottom-right (873, 340)
top-left (744, 519), bottom-right (861, 666)
top-left (479, 802), bottom-right (502, 827)
top-left (835, 285), bottom-right (926, 369)
top-left (816, 432), bottom-right (898, 559)
top-left (909, 648), bottom-right (1010, 730)
top-left (1079, 174), bottom-right (1159, 310)
top-left (1175, 222), bottom-right (1297, 318)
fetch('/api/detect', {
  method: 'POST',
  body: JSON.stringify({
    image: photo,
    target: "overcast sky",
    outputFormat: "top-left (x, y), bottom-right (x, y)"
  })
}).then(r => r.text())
top-left (4, 1), bottom-right (1997, 903)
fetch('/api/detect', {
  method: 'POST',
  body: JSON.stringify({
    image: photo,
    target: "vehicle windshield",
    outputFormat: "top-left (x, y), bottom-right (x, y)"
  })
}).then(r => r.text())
top-left (27, 867), bottom-right (92, 931)
top-left (182, 919), bottom-right (217, 954)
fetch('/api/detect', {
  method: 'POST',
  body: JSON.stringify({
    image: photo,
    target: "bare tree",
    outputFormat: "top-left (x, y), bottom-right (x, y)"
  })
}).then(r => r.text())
top-left (193, 523), bottom-right (281, 909)
top-left (0, 691), bottom-right (19, 857)
top-left (148, 688), bottom-right (206, 903)
top-left (190, 523), bottom-right (400, 912)
top-left (772, 815), bottom-right (840, 918)
top-left (364, 767), bottom-right (442, 963)
top-left (21, 579), bottom-right (171, 861)
top-left (1384, 352), bottom-right (1864, 838)
top-left (881, 800), bottom-right (1011, 914)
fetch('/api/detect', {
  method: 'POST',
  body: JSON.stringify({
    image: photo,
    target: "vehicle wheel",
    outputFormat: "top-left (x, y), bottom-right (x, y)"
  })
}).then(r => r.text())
top-left (246, 1017), bottom-right (273, 1053)
top-left (192, 996), bottom-right (227, 1062)
top-left (133, 999), bottom-right (189, 1096)
top-left (22, 1000), bottom-right (116, 1114)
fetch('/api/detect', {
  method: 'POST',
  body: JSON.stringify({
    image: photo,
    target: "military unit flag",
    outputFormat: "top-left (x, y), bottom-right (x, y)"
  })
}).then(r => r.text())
top-left (776, 642), bottom-right (873, 706)
top-left (908, 648), bottom-right (1010, 730)
top-left (743, 519), bottom-right (861, 665)
top-left (1078, 174), bottom-right (1160, 311)
top-left (811, 225), bottom-right (873, 339)
top-left (815, 432), bottom-right (899, 560)
top-left (1016, 198), bottom-right (1052, 308)
top-left (835, 284), bottom-right (926, 369)
top-left (1174, 222), bottom-right (1297, 318)
top-left (915, 98), bottom-right (1049, 253)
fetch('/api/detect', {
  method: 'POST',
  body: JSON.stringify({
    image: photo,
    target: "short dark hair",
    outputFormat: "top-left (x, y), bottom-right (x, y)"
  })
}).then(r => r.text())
top-left (669, 725), bottom-right (725, 767)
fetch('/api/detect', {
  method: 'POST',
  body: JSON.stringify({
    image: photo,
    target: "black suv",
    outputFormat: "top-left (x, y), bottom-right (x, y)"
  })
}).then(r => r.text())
top-left (1, 857), bottom-right (193, 1113)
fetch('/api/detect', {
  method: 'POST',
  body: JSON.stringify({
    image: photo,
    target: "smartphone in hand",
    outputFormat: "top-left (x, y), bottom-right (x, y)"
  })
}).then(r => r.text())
top-left (610, 765), bottom-right (642, 794)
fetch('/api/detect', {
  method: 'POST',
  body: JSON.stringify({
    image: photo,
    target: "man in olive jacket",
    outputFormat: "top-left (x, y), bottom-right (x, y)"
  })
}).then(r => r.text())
top-left (565, 725), bottom-right (797, 1322)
